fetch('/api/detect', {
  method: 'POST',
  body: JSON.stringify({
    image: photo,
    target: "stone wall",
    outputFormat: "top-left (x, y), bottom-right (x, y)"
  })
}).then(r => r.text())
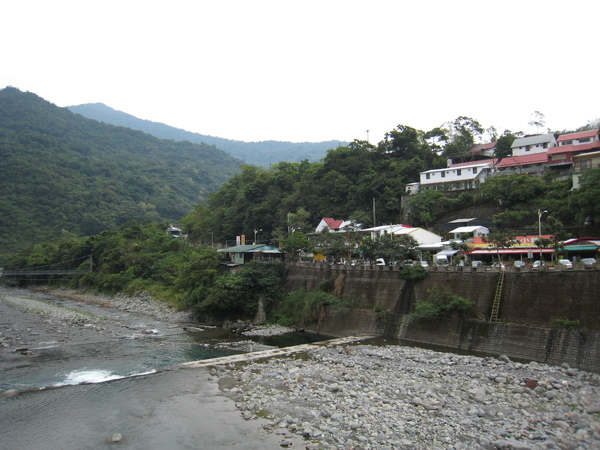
top-left (284, 263), bottom-right (600, 371)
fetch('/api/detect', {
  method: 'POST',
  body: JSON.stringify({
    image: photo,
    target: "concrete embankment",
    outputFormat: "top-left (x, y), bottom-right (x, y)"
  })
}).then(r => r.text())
top-left (284, 263), bottom-right (600, 372)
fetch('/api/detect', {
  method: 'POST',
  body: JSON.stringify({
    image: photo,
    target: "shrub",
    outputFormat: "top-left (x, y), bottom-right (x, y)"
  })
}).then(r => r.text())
top-left (551, 318), bottom-right (581, 330)
top-left (275, 290), bottom-right (348, 327)
top-left (413, 285), bottom-right (475, 319)
top-left (195, 261), bottom-right (285, 318)
top-left (401, 265), bottom-right (428, 282)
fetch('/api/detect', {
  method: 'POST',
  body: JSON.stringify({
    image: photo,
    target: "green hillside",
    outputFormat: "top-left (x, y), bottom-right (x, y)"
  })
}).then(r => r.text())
top-left (68, 102), bottom-right (344, 167)
top-left (0, 87), bottom-right (243, 262)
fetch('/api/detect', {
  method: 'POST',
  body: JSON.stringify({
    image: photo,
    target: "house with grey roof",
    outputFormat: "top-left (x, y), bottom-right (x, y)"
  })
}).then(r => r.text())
top-left (511, 133), bottom-right (556, 157)
top-left (218, 244), bottom-right (284, 266)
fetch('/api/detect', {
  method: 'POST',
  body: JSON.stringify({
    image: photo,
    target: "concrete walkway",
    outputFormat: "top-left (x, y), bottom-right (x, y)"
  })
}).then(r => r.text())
top-left (175, 334), bottom-right (377, 369)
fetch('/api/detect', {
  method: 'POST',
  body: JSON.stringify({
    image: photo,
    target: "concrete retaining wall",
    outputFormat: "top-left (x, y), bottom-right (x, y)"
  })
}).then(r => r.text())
top-left (284, 263), bottom-right (600, 372)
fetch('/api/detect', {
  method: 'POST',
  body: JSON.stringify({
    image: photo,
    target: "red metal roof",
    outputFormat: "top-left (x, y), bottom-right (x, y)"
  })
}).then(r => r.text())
top-left (469, 142), bottom-right (496, 153)
top-left (557, 129), bottom-right (599, 142)
top-left (323, 218), bottom-right (344, 230)
top-left (496, 153), bottom-right (548, 168)
top-left (547, 141), bottom-right (600, 155)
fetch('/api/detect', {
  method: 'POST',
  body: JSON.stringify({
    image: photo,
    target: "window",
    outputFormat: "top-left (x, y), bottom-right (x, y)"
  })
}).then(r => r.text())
top-left (562, 140), bottom-right (573, 146)
top-left (580, 160), bottom-right (592, 170)
top-left (472, 167), bottom-right (477, 174)
top-left (426, 173), bottom-right (430, 179)
top-left (579, 137), bottom-right (591, 143)
top-left (543, 143), bottom-right (548, 148)
top-left (525, 145), bottom-right (530, 152)
top-left (457, 169), bottom-right (462, 175)
top-left (441, 171), bottom-right (445, 178)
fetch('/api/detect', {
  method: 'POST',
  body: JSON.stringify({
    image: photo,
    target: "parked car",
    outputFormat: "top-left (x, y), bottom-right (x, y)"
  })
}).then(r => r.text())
top-left (376, 258), bottom-right (386, 266)
top-left (471, 261), bottom-right (483, 268)
top-left (581, 258), bottom-right (597, 268)
top-left (402, 260), bottom-right (415, 267)
top-left (513, 261), bottom-right (526, 268)
top-left (418, 260), bottom-right (430, 268)
top-left (557, 259), bottom-right (573, 269)
top-left (492, 262), bottom-right (506, 270)
top-left (532, 260), bottom-right (546, 270)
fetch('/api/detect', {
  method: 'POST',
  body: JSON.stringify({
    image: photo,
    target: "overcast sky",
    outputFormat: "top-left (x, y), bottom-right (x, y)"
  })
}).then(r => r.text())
top-left (2, 1), bottom-right (598, 144)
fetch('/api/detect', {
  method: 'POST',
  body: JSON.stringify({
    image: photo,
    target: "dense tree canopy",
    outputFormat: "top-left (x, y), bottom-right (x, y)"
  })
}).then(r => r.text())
top-left (0, 87), bottom-right (243, 262)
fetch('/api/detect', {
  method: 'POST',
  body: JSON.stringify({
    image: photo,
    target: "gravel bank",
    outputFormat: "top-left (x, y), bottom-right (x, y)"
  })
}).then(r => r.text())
top-left (0, 286), bottom-right (195, 356)
top-left (214, 344), bottom-right (600, 449)
top-left (46, 287), bottom-right (196, 323)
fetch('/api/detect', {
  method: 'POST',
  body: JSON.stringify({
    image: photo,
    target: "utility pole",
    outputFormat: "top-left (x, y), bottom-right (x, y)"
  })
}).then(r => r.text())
top-left (372, 197), bottom-right (376, 227)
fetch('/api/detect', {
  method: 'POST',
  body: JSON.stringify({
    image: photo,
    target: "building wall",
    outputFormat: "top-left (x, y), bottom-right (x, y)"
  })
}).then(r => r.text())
top-left (420, 166), bottom-right (487, 185)
top-left (512, 145), bottom-right (550, 157)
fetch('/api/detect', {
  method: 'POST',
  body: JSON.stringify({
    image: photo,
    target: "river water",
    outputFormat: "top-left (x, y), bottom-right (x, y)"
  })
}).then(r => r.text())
top-left (0, 289), bottom-right (326, 449)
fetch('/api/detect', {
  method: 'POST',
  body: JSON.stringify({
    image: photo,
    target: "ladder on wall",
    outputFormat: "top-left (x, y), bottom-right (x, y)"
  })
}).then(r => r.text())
top-left (489, 270), bottom-right (505, 322)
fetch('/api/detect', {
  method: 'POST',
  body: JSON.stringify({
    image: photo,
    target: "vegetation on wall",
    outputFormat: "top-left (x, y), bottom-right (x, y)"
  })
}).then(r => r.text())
top-left (274, 289), bottom-right (352, 332)
top-left (413, 285), bottom-right (476, 319)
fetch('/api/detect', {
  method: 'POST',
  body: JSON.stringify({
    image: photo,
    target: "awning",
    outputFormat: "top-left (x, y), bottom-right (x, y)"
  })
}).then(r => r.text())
top-left (436, 249), bottom-right (459, 256)
top-left (469, 248), bottom-right (554, 255)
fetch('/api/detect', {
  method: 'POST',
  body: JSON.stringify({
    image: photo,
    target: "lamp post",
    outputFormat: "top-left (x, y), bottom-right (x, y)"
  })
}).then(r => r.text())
top-left (538, 209), bottom-right (547, 261)
top-left (538, 209), bottom-right (547, 236)
top-left (253, 228), bottom-right (262, 244)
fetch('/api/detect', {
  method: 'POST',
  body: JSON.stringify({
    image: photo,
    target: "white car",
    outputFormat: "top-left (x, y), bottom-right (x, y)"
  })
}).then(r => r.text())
top-left (557, 259), bottom-right (573, 269)
top-left (581, 258), bottom-right (597, 268)
top-left (532, 260), bottom-right (546, 270)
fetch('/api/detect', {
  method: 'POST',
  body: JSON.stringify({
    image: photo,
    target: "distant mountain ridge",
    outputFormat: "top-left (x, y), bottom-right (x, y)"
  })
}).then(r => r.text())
top-left (0, 87), bottom-right (244, 261)
top-left (68, 103), bottom-right (344, 167)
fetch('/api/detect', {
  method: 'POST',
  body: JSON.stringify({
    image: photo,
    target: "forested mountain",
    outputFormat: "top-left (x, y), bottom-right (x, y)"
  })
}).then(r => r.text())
top-left (68, 103), bottom-right (343, 167)
top-left (0, 87), bottom-right (244, 262)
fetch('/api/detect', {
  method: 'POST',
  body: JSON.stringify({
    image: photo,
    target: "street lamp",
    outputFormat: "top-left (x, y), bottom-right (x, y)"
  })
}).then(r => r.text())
top-left (538, 209), bottom-right (548, 236)
top-left (537, 209), bottom-right (548, 262)
top-left (253, 228), bottom-right (262, 244)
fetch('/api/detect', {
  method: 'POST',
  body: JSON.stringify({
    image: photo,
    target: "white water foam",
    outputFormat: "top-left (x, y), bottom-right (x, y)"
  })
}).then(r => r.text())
top-left (53, 369), bottom-right (156, 387)
top-left (55, 369), bottom-right (124, 386)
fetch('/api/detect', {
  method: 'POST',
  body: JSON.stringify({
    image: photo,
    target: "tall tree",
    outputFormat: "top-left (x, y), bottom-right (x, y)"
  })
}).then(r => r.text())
top-left (494, 132), bottom-right (516, 160)
top-left (443, 116), bottom-right (484, 158)
top-left (529, 111), bottom-right (546, 134)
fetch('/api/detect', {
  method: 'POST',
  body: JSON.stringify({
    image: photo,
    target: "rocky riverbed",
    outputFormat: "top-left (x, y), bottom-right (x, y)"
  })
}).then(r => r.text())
top-left (212, 344), bottom-right (600, 449)
top-left (2, 286), bottom-right (600, 449)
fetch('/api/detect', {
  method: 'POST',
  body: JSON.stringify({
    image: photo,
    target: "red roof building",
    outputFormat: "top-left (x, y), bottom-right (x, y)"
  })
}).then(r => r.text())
top-left (548, 129), bottom-right (600, 167)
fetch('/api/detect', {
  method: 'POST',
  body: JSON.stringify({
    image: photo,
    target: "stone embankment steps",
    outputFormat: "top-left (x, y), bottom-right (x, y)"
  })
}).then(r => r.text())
top-left (174, 335), bottom-right (377, 369)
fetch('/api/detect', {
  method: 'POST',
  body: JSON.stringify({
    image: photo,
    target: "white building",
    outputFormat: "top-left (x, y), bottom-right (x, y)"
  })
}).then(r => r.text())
top-left (557, 129), bottom-right (599, 147)
top-left (360, 224), bottom-right (443, 247)
top-left (418, 160), bottom-right (495, 192)
top-left (511, 133), bottom-right (556, 157)
top-left (572, 150), bottom-right (600, 189)
top-left (315, 217), bottom-right (358, 233)
top-left (405, 182), bottom-right (420, 195)
top-left (448, 225), bottom-right (489, 240)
